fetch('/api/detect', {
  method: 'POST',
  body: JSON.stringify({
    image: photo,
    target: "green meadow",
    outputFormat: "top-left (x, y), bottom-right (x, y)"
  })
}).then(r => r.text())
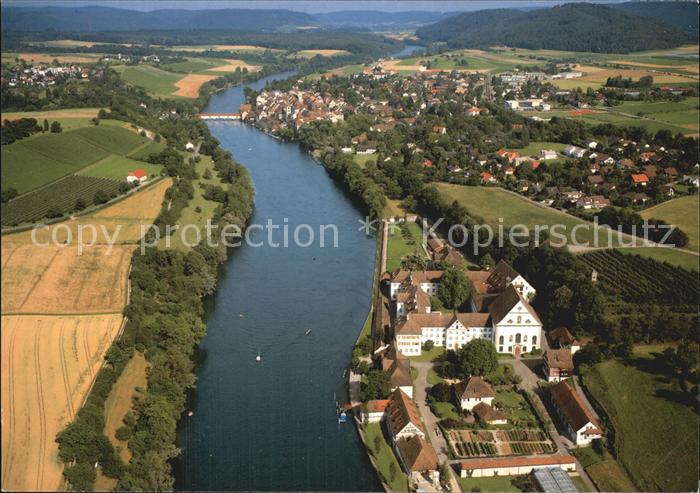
top-left (434, 183), bottom-right (633, 248)
top-left (640, 195), bottom-right (700, 252)
top-left (582, 356), bottom-right (699, 492)
top-left (113, 65), bottom-right (184, 97)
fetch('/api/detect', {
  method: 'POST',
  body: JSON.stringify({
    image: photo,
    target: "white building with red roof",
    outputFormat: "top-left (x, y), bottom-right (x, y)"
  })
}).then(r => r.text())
top-left (126, 169), bottom-right (148, 184)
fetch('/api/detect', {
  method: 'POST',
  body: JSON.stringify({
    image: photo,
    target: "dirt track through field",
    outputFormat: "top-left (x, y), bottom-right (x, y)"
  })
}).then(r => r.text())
top-left (1, 314), bottom-right (123, 491)
top-left (1, 180), bottom-right (169, 491)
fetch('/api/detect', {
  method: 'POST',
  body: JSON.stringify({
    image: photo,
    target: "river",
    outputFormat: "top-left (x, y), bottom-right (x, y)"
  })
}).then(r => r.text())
top-left (174, 72), bottom-right (381, 491)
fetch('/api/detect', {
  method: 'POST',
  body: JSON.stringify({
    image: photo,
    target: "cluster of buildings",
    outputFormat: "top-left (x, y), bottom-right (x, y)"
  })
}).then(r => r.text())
top-left (387, 260), bottom-right (541, 357)
top-left (241, 89), bottom-right (348, 130)
top-left (366, 389), bottom-right (441, 485)
top-left (3, 64), bottom-right (92, 87)
top-left (504, 98), bottom-right (552, 112)
top-left (474, 138), bottom-right (697, 210)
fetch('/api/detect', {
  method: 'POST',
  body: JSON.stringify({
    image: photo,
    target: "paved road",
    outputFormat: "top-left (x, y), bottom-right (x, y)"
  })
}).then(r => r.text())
top-left (412, 361), bottom-right (462, 493)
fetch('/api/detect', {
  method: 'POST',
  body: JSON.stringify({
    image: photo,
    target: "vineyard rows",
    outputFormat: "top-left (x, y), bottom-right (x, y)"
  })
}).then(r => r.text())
top-left (2, 175), bottom-right (121, 226)
top-left (509, 442), bottom-right (555, 455)
top-left (455, 441), bottom-right (496, 457)
top-left (580, 249), bottom-right (699, 306)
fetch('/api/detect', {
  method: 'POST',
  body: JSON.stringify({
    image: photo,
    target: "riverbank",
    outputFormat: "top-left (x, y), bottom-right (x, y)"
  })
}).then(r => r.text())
top-left (174, 75), bottom-right (380, 491)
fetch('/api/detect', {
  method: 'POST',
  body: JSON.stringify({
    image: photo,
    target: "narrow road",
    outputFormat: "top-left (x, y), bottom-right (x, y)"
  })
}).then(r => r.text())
top-left (412, 361), bottom-right (462, 493)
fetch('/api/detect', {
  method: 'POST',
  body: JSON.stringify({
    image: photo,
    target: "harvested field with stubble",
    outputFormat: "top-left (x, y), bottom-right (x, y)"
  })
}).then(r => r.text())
top-left (207, 59), bottom-right (261, 73)
top-left (172, 73), bottom-right (218, 97)
top-left (1, 244), bottom-right (132, 314)
top-left (1, 313), bottom-right (123, 492)
top-left (0, 178), bottom-right (170, 490)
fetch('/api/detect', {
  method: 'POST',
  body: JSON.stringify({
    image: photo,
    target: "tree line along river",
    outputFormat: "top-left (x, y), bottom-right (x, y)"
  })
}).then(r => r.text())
top-left (173, 71), bottom-right (382, 491)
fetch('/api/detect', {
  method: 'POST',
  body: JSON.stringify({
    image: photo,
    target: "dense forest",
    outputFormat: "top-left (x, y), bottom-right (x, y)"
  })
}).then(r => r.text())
top-left (416, 3), bottom-right (694, 53)
top-left (610, 1), bottom-right (699, 35)
top-left (1, 6), bottom-right (317, 32)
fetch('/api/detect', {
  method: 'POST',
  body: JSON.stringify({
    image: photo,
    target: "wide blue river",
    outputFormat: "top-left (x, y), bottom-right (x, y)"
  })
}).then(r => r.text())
top-left (174, 71), bottom-right (381, 490)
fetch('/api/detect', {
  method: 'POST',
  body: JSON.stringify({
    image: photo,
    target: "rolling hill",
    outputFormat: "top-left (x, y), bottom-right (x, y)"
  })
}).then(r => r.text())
top-left (416, 3), bottom-right (694, 53)
top-left (609, 1), bottom-right (699, 36)
top-left (1, 6), bottom-right (318, 32)
top-left (314, 10), bottom-right (455, 29)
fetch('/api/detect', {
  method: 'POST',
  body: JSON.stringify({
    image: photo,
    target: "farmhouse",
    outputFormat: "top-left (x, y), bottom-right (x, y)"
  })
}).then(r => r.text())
top-left (126, 169), bottom-right (148, 184)
top-left (387, 389), bottom-right (425, 441)
top-left (549, 381), bottom-right (602, 446)
top-left (382, 346), bottom-right (414, 398)
top-left (548, 327), bottom-right (580, 354)
top-left (460, 455), bottom-right (576, 478)
top-left (455, 376), bottom-right (495, 411)
top-left (395, 435), bottom-right (440, 484)
top-left (543, 348), bottom-right (574, 382)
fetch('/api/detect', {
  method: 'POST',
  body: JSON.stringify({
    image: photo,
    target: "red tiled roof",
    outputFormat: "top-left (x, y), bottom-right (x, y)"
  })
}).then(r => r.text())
top-left (397, 436), bottom-right (439, 472)
top-left (388, 389), bottom-right (424, 435)
top-left (460, 455), bottom-right (575, 471)
top-left (129, 169), bottom-right (147, 178)
top-left (550, 381), bottom-right (599, 431)
top-left (631, 173), bottom-right (649, 183)
top-left (367, 400), bottom-right (390, 413)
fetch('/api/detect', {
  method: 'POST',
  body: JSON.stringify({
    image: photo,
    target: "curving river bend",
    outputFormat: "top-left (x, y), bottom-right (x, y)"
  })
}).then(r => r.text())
top-left (174, 71), bottom-right (381, 491)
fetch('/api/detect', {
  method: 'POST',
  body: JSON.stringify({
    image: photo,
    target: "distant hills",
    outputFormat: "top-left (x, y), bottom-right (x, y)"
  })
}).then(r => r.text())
top-left (609, 1), bottom-right (698, 36)
top-left (1, 6), bottom-right (318, 32)
top-left (416, 2), bottom-right (696, 53)
top-left (313, 10), bottom-right (454, 29)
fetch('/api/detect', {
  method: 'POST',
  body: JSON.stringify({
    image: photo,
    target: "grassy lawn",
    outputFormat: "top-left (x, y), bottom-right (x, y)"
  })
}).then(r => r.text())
top-left (386, 221), bottom-right (428, 272)
top-left (363, 423), bottom-right (409, 492)
top-left (435, 183), bottom-right (631, 248)
top-left (640, 195), bottom-right (700, 253)
top-left (128, 140), bottom-right (167, 160)
top-left (408, 346), bottom-right (445, 363)
top-left (505, 141), bottom-right (568, 156)
top-left (614, 247), bottom-right (699, 272)
top-left (585, 460), bottom-right (637, 492)
top-left (432, 401), bottom-right (462, 420)
top-left (159, 155), bottom-right (223, 251)
top-left (582, 356), bottom-right (699, 491)
top-left (545, 106), bottom-right (695, 135)
top-left (492, 389), bottom-right (538, 428)
top-left (77, 154), bottom-right (163, 180)
top-left (353, 153), bottom-right (377, 168)
top-left (384, 199), bottom-right (408, 219)
top-left (159, 57), bottom-right (222, 73)
top-left (114, 65), bottom-right (184, 97)
top-left (427, 367), bottom-right (444, 385)
top-left (457, 475), bottom-right (525, 492)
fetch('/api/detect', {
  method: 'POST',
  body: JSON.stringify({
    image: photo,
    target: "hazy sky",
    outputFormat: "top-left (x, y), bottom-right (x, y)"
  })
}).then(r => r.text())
top-left (3, 0), bottom-right (625, 13)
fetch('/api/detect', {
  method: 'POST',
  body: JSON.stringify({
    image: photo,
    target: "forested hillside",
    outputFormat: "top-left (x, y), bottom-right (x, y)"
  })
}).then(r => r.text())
top-left (610, 1), bottom-right (699, 36)
top-left (416, 3), bottom-right (693, 53)
top-left (1, 6), bottom-right (317, 32)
